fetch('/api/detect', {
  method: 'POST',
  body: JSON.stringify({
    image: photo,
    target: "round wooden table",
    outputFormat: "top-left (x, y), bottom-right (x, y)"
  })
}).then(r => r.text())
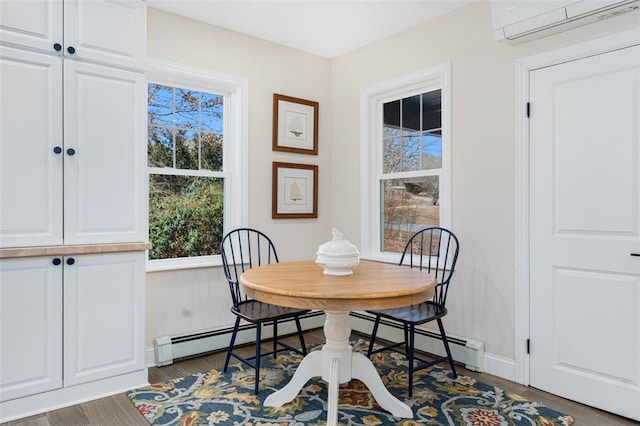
top-left (240, 259), bottom-right (436, 425)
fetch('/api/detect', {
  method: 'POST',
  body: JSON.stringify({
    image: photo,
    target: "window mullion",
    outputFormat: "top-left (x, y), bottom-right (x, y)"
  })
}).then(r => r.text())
top-left (399, 99), bottom-right (404, 173)
top-left (148, 167), bottom-right (225, 178)
top-left (419, 92), bottom-right (423, 171)
top-left (198, 92), bottom-right (202, 170)
top-left (171, 88), bottom-right (177, 169)
top-left (380, 169), bottom-right (441, 180)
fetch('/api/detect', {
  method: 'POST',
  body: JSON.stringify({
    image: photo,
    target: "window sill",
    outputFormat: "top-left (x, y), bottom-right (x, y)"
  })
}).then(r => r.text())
top-left (146, 255), bottom-right (222, 272)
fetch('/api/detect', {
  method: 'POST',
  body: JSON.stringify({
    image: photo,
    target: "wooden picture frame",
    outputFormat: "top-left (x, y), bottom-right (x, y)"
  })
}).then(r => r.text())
top-left (273, 94), bottom-right (318, 155)
top-left (272, 162), bottom-right (318, 219)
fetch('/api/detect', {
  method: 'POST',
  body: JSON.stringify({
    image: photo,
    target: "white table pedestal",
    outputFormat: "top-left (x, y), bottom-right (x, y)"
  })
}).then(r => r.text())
top-left (264, 311), bottom-right (413, 425)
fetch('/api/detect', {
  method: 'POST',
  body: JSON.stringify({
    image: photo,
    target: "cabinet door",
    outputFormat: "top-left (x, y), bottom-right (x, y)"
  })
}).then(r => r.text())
top-left (64, 0), bottom-right (146, 71)
top-left (63, 252), bottom-right (145, 387)
top-left (0, 257), bottom-right (63, 402)
top-left (64, 60), bottom-right (147, 245)
top-left (0, 47), bottom-right (63, 248)
top-left (0, 0), bottom-right (63, 54)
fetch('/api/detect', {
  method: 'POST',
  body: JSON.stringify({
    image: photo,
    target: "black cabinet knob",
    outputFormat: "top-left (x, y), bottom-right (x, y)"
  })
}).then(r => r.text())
top-left (52, 258), bottom-right (62, 265)
top-left (66, 148), bottom-right (76, 156)
top-left (67, 46), bottom-right (76, 55)
top-left (53, 43), bottom-right (62, 52)
top-left (66, 258), bottom-right (75, 265)
top-left (53, 146), bottom-right (62, 154)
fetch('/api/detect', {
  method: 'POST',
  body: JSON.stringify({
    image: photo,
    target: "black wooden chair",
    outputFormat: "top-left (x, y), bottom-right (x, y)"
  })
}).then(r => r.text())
top-left (220, 228), bottom-right (309, 394)
top-left (366, 227), bottom-right (460, 397)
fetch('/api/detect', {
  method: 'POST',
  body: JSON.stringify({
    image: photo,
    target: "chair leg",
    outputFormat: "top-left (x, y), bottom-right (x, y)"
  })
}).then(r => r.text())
top-left (437, 318), bottom-right (457, 378)
top-left (367, 315), bottom-right (381, 357)
top-left (273, 320), bottom-right (278, 358)
top-left (408, 324), bottom-right (415, 398)
top-left (255, 323), bottom-right (262, 394)
top-left (403, 323), bottom-right (410, 355)
top-left (224, 317), bottom-right (241, 372)
top-left (295, 316), bottom-right (307, 355)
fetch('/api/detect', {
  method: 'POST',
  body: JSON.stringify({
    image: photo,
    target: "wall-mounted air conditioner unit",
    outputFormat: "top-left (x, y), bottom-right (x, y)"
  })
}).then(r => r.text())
top-left (492, 0), bottom-right (639, 44)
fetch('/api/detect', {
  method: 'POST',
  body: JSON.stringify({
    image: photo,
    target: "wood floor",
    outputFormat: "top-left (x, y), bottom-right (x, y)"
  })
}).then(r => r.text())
top-left (4, 329), bottom-right (636, 426)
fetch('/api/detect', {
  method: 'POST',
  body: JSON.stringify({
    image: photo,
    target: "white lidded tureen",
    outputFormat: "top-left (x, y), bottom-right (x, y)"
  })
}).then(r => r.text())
top-left (316, 228), bottom-right (360, 276)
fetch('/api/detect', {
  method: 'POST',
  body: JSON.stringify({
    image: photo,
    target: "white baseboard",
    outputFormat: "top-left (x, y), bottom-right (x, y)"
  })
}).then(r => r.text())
top-left (0, 369), bottom-right (148, 423)
top-left (482, 352), bottom-right (516, 382)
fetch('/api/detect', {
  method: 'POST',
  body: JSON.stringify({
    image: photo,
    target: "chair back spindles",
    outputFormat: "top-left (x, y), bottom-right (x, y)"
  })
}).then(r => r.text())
top-left (220, 228), bottom-right (279, 308)
top-left (220, 227), bottom-right (307, 395)
top-left (398, 227), bottom-right (459, 311)
top-left (368, 226), bottom-right (460, 396)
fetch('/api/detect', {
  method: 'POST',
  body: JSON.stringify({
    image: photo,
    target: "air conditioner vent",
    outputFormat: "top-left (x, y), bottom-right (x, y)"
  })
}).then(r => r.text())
top-left (492, 0), bottom-right (639, 44)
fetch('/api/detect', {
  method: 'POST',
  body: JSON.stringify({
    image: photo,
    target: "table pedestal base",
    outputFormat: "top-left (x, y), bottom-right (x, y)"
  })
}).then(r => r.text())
top-left (264, 311), bottom-right (412, 425)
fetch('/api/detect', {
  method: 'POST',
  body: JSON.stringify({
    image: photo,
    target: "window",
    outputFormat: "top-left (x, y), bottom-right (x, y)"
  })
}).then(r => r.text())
top-left (360, 64), bottom-right (450, 262)
top-left (147, 60), bottom-right (247, 270)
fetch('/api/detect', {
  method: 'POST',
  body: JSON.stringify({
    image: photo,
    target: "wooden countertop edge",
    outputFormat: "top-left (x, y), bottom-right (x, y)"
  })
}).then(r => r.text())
top-left (0, 242), bottom-right (152, 259)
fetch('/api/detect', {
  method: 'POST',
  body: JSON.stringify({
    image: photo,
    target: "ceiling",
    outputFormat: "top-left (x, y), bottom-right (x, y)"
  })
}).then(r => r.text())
top-left (147, 0), bottom-right (473, 58)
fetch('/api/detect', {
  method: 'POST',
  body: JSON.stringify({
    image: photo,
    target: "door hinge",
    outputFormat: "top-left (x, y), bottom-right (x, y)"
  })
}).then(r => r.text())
top-left (526, 338), bottom-right (530, 354)
top-left (526, 102), bottom-right (531, 118)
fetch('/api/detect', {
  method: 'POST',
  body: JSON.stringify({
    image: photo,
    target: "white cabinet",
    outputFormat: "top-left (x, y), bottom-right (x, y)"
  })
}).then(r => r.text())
top-left (0, 47), bottom-right (147, 248)
top-left (0, 47), bottom-right (63, 247)
top-left (0, 252), bottom-right (146, 402)
top-left (0, 0), bottom-right (62, 55)
top-left (63, 252), bottom-right (146, 386)
top-left (0, 0), bottom-right (147, 249)
top-left (0, 0), bottom-right (147, 420)
top-left (64, 60), bottom-right (147, 245)
top-left (0, 257), bottom-right (63, 402)
top-left (0, 0), bottom-right (146, 71)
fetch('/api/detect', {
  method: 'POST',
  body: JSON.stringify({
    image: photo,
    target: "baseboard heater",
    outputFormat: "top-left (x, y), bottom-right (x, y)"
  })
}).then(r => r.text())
top-left (153, 311), bottom-right (325, 366)
top-left (349, 312), bottom-right (485, 372)
top-left (153, 310), bottom-right (484, 372)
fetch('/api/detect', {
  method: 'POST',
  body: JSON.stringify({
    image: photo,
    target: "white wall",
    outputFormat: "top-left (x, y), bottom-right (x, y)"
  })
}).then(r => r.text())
top-left (329, 0), bottom-right (640, 360)
top-left (145, 3), bottom-right (640, 361)
top-left (145, 7), bottom-right (333, 345)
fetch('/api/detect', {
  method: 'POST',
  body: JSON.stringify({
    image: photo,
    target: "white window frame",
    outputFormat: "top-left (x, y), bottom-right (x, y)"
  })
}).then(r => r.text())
top-left (360, 63), bottom-right (451, 263)
top-left (146, 59), bottom-right (248, 272)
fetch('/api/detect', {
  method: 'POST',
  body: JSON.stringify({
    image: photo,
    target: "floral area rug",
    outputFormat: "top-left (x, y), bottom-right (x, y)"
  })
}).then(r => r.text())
top-left (128, 339), bottom-right (574, 426)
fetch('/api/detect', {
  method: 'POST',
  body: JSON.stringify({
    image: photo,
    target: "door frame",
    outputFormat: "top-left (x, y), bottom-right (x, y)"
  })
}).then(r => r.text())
top-left (514, 28), bottom-right (640, 386)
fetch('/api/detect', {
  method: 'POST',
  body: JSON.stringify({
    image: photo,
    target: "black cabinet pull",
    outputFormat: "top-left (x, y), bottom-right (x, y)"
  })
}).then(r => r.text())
top-left (53, 43), bottom-right (62, 51)
top-left (52, 258), bottom-right (61, 265)
top-left (66, 148), bottom-right (75, 156)
top-left (632, 253), bottom-right (640, 257)
top-left (66, 258), bottom-right (75, 265)
top-left (53, 146), bottom-right (62, 154)
top-left (67, 46), bottom-right (76, 54)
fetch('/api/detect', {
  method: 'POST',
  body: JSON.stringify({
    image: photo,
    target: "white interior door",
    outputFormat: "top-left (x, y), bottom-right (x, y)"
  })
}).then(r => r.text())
top-left (529, 45), bottom-right (640, 420)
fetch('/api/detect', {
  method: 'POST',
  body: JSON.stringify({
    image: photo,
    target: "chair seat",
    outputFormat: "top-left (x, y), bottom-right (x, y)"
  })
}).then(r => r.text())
top-left (232, 300), bottom-right (310, 324)
top-left (367, 301), bottom-right (447, 325)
